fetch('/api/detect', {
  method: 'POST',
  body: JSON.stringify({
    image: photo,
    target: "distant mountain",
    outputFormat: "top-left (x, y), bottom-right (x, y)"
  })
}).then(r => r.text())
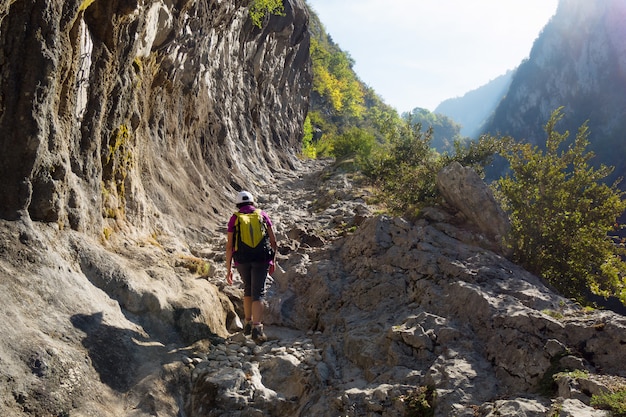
top-left (481, 0), bottom-right (626, 187)
top-left (435, 70), bottom-right (515, 138)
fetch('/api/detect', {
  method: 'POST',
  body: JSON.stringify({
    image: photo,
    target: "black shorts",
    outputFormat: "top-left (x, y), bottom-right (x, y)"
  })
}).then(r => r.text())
top-left (236, 262), bottom-right (268, 301)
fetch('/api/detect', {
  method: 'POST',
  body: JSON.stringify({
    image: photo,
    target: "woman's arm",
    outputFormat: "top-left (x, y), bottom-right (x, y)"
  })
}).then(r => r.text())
top-left (267, 225), bottom-right (277, 274)
top-left (267, 224), bottom-right (277, 254)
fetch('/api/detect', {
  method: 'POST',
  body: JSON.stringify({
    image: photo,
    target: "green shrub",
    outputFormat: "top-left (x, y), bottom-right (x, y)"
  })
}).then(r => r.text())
top-left (358, 112), bottom-right (500, 217)
top-left (178, 255), bottom-right (211, 278)
top-left (331, 127), bottom-right (375, 163)
top-left (362, 118), bottom-right (444, 215)
top-left (494, 107), bottom-right (626, 304)
top-left (442, 134), bottom-right (503, 177)
top-left (402, 385), bottom-right (436, 417)
top-left (301, 115), bottom-right (317, 158)
top-left (591, 389), bottom-right (626, 416)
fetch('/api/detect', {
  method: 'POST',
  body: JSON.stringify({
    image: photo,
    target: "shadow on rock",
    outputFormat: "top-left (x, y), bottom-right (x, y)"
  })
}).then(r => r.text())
top-left (174, 307), bottom-right (224, 345)
top-left (71, 312), bottom-right (167, 393)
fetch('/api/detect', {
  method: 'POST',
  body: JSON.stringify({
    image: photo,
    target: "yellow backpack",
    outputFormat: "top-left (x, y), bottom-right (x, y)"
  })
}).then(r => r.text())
top-left (233, 209), bottom-right (272, 263)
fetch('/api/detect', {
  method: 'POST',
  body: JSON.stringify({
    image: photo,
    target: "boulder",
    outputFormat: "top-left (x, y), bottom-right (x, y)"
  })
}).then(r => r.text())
top-left (436, 162), bottom-right (510, 250)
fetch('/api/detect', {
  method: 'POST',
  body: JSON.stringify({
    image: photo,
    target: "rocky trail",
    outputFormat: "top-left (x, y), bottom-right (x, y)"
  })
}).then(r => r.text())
top-left (2, 158), bottom-right (626, 417)
top-left (182, 159), bottom-right (626, 417)
top-left (186, 158), bottom-right (373, 415)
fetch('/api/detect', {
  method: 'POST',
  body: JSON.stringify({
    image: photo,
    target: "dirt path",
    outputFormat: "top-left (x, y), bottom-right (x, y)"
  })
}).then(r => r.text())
top-left (203, 156), bottom-right (370, 340)
top-left (216, 158), bottom-right (335, 331)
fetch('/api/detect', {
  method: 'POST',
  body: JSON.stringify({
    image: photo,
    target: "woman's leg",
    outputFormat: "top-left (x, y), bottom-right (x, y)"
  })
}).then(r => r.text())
top-left (236, 264), bottom-right (253, 324)
top-left (250, 262), bottom-right (269, 320)
top-left (250, 262), bottom-right (269, 342)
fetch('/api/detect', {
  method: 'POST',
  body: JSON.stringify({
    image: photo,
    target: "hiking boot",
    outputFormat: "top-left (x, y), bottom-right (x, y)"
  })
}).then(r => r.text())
top-left (251, 325), bottom-right (267, 344)
top-left (243, 321), bottom-right (252, 336)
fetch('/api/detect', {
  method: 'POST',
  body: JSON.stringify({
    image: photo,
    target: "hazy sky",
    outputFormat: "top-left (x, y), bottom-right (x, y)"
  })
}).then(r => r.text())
top-left (306, 0), bottom-right (559, 113)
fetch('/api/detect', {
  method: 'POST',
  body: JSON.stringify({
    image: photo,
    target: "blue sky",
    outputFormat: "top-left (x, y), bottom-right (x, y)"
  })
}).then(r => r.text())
top-left (306, 0), bottom-right (559, 113)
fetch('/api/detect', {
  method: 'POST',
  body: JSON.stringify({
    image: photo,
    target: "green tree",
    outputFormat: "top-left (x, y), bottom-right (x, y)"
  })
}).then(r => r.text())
top-left (249, 0), bottom-right (285, 28)
top-left (404, 107), bottom-right (465, 152)
top-left (310, 37), bottom-right (365, 119)
top-left (304, 6), bottom-right (396, 160)
top-left (301, 115), bottom-right (316, 158)
top-left (495, 108), bottom-right (626, 303)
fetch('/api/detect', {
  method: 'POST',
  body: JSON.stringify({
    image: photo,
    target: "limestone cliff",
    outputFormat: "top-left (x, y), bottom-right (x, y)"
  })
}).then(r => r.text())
top-left (0, 0), bottom-right (311, 236)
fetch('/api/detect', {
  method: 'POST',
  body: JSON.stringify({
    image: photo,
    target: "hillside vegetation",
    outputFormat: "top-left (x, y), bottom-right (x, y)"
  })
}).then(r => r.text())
top-left (494, 109), bottom-right (626, 303)
top-left (305, 4), bottom-right (463, 158)
top-left (305, 4), bottom-right (626, 306)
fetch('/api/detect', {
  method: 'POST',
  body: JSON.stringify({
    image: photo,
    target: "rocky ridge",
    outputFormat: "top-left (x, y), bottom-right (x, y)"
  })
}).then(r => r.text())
top-left (482, 0), bottom-right (626, 186)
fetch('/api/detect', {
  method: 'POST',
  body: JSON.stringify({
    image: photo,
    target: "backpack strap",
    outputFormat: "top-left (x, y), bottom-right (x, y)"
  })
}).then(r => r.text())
top-left (253, 209), bottom-right (267, 231)
top-left (233, 211), bottom-right (242, 252)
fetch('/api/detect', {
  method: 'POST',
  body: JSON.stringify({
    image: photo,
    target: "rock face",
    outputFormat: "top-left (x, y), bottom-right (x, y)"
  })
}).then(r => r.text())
top-left (0, 1), bottom-right (313, 416)
top-left (482, 0), bottom-right (626, 186)
top-left (0, 0), bottom-right (311, 236)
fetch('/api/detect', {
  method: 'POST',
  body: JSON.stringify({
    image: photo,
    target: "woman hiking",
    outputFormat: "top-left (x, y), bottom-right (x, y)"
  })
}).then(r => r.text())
top-left (225, 191), bottom-right (277, 343)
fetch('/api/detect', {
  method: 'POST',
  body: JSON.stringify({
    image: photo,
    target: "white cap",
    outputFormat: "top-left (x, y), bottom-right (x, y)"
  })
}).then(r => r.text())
top-left (236, 191), bottom-right (254, 205)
